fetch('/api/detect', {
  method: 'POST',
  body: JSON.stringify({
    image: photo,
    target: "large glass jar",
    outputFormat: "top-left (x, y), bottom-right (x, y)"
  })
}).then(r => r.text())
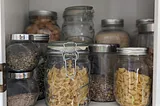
top-left (89, 44), bottom-right (119, 102)
top-left (7, 72), bottom-right (39, 106)
top-left (62, 6), bottom-right (94, 43)
top-left (114, 48), bottom-right (152, 106)
top-left (31, 34), bottom-right (49, 100)
top-left (95, 19), bottom-right (129, 47)
top-left (25, 10), bottom-right (60, 42)
top-left (6, 34), bottom-right (39, 72)
top-left (45, 42), bottom-right (90, 106)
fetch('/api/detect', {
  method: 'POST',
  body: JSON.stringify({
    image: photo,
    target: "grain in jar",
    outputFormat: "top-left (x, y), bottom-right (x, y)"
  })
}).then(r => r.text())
top-left (95, 19), bottom-right (129, 47)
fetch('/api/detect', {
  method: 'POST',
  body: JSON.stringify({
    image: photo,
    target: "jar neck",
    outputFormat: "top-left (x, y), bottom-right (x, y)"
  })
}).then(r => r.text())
top-left (102, 26), bottom-right (123, 31)
top-left (118, 55), bottom-right (146, 61)
top-left (64, 15), bottom-right (93, 22)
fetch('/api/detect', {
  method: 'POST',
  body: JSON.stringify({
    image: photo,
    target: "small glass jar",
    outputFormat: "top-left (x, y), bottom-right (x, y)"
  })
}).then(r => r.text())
top-left (31, 34), bottom-right (49, 100)
top-left (114, 48), bottom-right (152, 106)
top-left (45, 42), bottom-right (90, 106)
top-left (62, 6), bottom-right (94, 43)
top-left (25, 10), bottom-right (60, 42)
top-left (89, 44), bottom-right (119, 102)
top-left (6, 34), bottom-right (39, 72)
top-left (95, 19), bottom-right (129, 47)
top-left (7, 72), bottom-right (39, 106)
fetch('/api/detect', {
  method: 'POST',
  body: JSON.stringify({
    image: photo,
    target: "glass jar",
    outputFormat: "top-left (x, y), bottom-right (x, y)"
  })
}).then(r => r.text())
top-left (114, 48), bottom-right (152, 106)
top-left (31, 34), bottom-right (49, 100)
top-left (6, 34), bottom-right (39, 72)
top-left (45, 42), bottom-right (90, 106)
top-left (95, 19), bottom-right (129, 47)
top-left (89, 44), bottom-right (119, 102)
top-left (7, 72), bottom-right (39, 106)
top-left (62, 6), bottom-right (94, 43)
top-left (25, 10), bottom-right (60, 42)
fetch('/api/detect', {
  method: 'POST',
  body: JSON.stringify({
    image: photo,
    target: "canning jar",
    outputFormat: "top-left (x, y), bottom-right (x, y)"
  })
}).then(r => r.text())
top-left (95, 19), bottom-right (129, 47)
top-left (45, 42), bottom-right (90, 106)
top-left (7, 72), bottom-right (39, 106)
top-left (25, 10), bottom-right (60, 42)
top-left (6, 34), bottom-right (39, 72)
top-left (62, 6), bottom-right (94, 43)
top-left (31, 34), bottom-right (49, 100)
top-left (89, 44), bottom-right (119, 102)
top-left (114, 48), bottom-right (152, 106)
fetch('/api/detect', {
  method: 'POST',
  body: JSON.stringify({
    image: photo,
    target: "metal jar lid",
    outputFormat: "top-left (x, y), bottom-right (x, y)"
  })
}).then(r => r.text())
top-left (89, 44), bottom-right (119, 53)
top-left (117, 47), bottom-right (147, 55)
top-left (63, 6), bottom-right (94, 17)
top-left (8, 72), bottom-right (33, 79)
top-left (136, 19), bottom-right (154, 27)
top-left (138, 23), bottom-right (154, 33)
top-left (11, 34), bottom-right (31, 40)
top-left (31, 34), bottom-right (49, 42)
top-left (29, 10), bottom-right (57, 20)
top-left (101, 19), bottom-right (124, 27)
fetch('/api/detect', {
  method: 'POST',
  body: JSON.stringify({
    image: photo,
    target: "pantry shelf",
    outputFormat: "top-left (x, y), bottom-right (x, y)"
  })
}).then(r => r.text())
top-left (35, 100), bottom-right (118, 106)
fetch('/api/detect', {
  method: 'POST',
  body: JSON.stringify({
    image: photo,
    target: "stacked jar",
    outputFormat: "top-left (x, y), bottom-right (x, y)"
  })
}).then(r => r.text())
top-left (62, 6), bottom-right (95, 43)
top-left (6, 34), bottom-right (39, 106)
top-left (25, 10), bottom-right (61, 42)
top-left (89, 44), bottom-right (119, 102)
top-left (45, 42), bottom-right (90, 106)
top-left (95, 19), bottom-right (130, 47)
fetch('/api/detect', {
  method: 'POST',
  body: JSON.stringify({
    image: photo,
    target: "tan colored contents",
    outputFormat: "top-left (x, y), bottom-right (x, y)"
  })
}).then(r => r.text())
top-left (47, 62), bottom-right (89, 106)
top-left (115, 68), bottom-right (151, 106)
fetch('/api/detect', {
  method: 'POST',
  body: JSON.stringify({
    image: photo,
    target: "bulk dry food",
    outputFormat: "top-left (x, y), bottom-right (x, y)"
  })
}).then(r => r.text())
top-left (8, 93), bottom-right (38, 106)
top-left (90, 75), bottom-right (114, 102)
top-left (115, 68), bottom-right (151, 106)
top-left (47, 62), bottom-right (89, 106)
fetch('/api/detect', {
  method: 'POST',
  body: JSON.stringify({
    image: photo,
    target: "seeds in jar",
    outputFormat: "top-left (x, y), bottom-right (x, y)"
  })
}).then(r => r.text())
top-left (8, 93), bottom-right (38, 106)
top-left (90, 75), bottom-right (115, 102)
top-left (115, 68), bottom-right (151, 106)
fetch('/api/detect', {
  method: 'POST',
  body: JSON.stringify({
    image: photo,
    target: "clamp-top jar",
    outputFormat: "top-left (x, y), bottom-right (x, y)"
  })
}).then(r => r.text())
top-left (62, 6), bottom-right (94, 43)
top-left (25, 10), bottom-right (60, 42)
top-left (6, 34), bottom-right (39, 72)
top-left (45, 42), bottom-right (90, 106)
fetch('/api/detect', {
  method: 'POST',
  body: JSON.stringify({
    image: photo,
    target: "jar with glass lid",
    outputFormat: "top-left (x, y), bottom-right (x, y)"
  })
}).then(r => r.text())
top-left (31, 34), bottom-right (49, 100)
top-left (45, 42), bottom-right (90, 106)
top-left (62, 6), bottom-right (94, 43)
top-left (7, 72), bottom-right (39, 106)
top-left (25, 10), bottom-right (60, 42)
top-left (95, 19), bottom-right (129, 47)
top-left (6, 34), bottom-right (39, 72)
top-left (114, 48), bottom-right (152, 106)
top-left (89, 44), bottom-right (119, 102)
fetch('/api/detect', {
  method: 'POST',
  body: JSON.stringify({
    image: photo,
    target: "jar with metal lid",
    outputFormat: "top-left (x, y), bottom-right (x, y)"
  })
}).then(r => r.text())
top-left (95, 19), bottom-right (129, 47)
top-left (114, 48), bottom-right (151, 106)
top-left (31, 34), bottom-right (49, 100)
top-left (45, 42), bottom-right (90, 106)
top-left (89, 44), bottom-right (119, 102)
top-left (62, 6), bottom-right (94, 43)
top-left (6, 34), bottom-right (39, 72)
top-left (7, 72), bottom-right (39, 106)
top-left (25, 10), bottom-right (60, 42)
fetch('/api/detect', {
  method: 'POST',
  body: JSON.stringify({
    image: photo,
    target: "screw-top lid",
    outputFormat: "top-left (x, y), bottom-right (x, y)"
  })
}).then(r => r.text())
top-left (89, 44), bottom-right (119, 53)
top-left (29, 10), bottom-right (57, 20)
top-left (101, 19), bottom-right (124, 27)
top-left (63, 6), bottom-right (94, 17)
top-left (117, 47), bottom-right (148, 55)
top-left (11, 34), bottom-right (31, 40)
top-left (8, 72), bottom-right (33, 79)
top-left (136, 19), bottom-right (154, 27)
top-left (138, 23), bottom-right (154, 33)
top-left (31, 34), bottom-right (49, 42)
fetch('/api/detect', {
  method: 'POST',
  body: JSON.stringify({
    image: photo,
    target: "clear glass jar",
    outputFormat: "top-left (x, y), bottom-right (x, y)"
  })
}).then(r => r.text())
top-left (89, 44), bottom-right (119, 102)
top-left (7, 72), bottom-right (39, 106)
top-left (45, 42), bottom-right (90, 106)
top-left (6, 34), bottom-right (39, 72)
top-left (95, 19), bottom-right (129, 47)
top-left (25, 10), bottom-right (60, 42)
top-left (62, 6), bottom-right (94, 43)
top-left (31, 34), bottom-right (49, 100)
top-left (114, 48), bottom-right (152, 106)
